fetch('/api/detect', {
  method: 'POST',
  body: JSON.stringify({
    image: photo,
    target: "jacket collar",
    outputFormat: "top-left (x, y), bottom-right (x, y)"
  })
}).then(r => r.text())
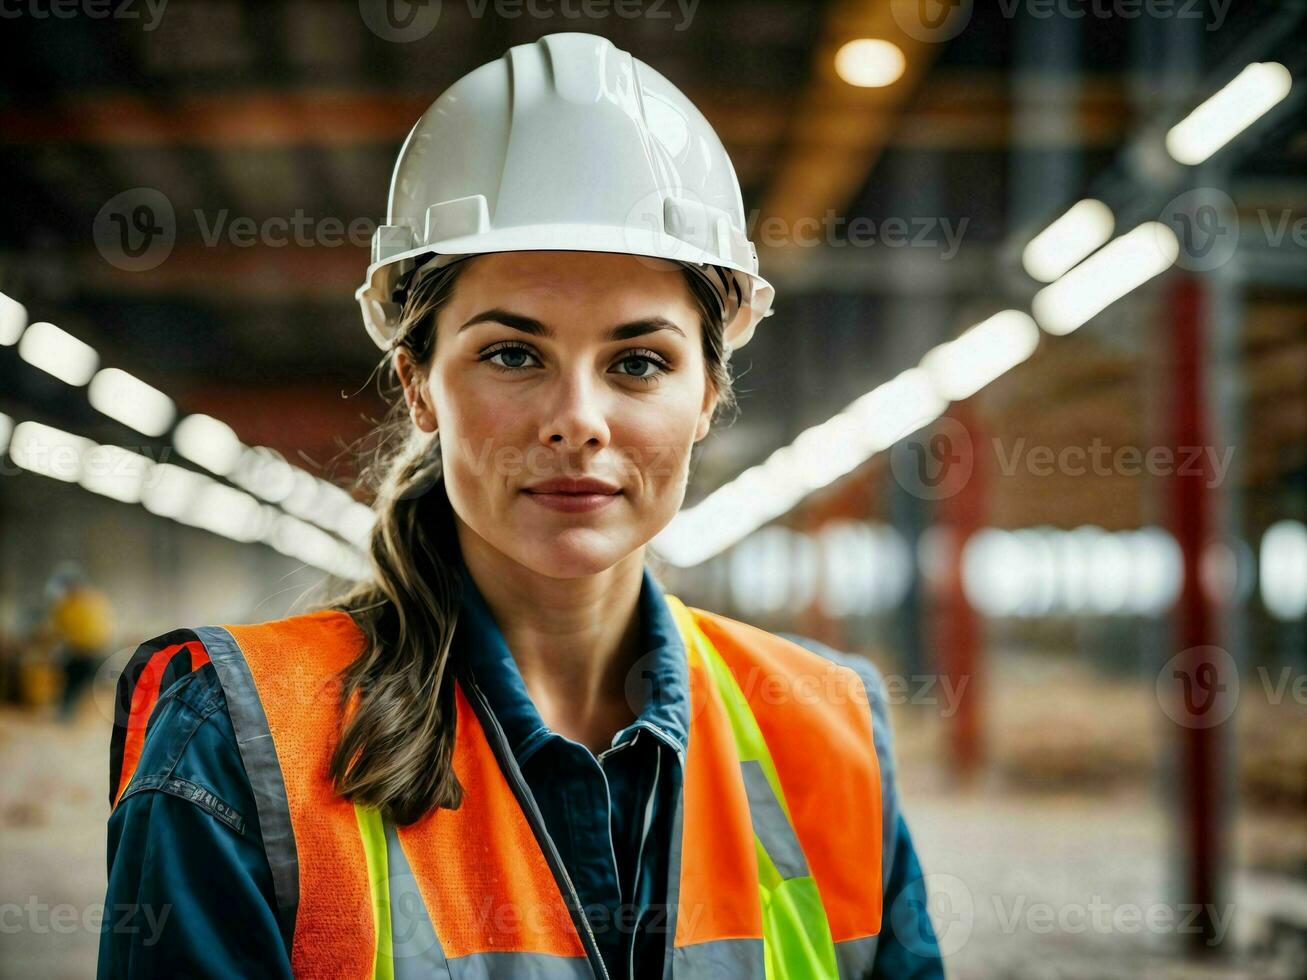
top-left (454, 557), bottom-right (690, 764)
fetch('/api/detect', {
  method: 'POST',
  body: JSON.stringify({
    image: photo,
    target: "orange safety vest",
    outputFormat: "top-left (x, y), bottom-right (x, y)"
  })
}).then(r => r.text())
top-left (112, 596), bottom-right (883, 979)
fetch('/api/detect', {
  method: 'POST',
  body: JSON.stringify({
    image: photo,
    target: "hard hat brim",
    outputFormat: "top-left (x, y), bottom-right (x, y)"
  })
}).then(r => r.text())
top-left (356, 223), bottom-right (773, 353)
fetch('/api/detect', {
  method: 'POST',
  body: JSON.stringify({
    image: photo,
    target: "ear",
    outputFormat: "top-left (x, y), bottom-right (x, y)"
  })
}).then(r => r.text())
top-left (693, 384), bottom-right (719, 444)
top-left (393, 348), bottom-right (438, 433)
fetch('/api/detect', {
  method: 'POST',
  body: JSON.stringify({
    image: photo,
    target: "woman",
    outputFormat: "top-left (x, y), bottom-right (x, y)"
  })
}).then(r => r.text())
top-left (100, 33), bottom-right (942, 980)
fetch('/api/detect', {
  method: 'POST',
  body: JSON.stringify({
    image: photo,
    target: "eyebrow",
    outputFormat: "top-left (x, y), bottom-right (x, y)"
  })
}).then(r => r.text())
top-left (458, 309), bottom-right (686, 342)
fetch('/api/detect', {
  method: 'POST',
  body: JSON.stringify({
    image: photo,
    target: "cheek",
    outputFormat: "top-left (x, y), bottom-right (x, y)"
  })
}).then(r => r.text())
top-left (430, 374), bottom-right (523, 493)
top-left (433, 365), bottom-right (526, 436)
top-left (616, 403), bottom-right (700, 490)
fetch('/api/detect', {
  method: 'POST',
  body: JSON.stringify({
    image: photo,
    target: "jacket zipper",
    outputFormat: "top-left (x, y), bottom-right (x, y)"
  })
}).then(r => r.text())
top-left (627, 742), bottom-right (661, 979)
top-left (463, 671), bottom-right (612, 980)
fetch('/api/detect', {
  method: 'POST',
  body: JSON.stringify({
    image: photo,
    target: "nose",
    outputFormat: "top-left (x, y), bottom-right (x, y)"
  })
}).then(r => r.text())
top-left (538, 367), bottom-right (611, 453)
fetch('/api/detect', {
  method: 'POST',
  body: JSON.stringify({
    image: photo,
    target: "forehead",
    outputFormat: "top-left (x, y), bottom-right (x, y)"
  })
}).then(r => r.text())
top-left (446, 251), bottom-right (699, 326)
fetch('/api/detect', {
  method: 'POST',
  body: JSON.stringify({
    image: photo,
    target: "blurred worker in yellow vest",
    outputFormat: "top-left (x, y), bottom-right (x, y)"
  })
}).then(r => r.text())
top-left (44, 561), bottom-right (116, 722)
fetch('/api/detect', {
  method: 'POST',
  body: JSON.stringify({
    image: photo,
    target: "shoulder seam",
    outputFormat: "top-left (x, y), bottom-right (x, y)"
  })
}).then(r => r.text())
top-left (157, 661), bottom-right (227, 722)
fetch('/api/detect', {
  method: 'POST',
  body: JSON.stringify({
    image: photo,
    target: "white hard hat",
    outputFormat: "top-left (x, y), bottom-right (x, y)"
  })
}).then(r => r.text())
top-left (355, 31), bottom-right (774, 352)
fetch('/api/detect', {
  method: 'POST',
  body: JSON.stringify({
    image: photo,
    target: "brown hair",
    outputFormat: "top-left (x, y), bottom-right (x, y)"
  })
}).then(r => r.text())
top-left (324, 254), bottom-right (739, 825)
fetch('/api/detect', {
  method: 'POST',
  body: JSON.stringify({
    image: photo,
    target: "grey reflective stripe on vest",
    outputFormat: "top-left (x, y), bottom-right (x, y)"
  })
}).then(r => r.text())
top-left (384, 821), bottom-right (593, 979)
top-left (670, 938), bottom-right (766, 975)
top-left (448, 951), bottom-right (595, 979)
top-left (739, 759), bottom-right (810, 880)
top-left (194, 625), bottom-right (299, 952)
top-left (385, 820), bottom-right (450, 978)
top-left (834, 934), bottom-right (879, 979)
top-left (657, 764), bottom-right (767, 979)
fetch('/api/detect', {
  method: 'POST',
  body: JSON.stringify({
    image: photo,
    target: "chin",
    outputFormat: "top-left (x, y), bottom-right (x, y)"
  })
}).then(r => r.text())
top-left (515, 529), bottom-right (636, 579)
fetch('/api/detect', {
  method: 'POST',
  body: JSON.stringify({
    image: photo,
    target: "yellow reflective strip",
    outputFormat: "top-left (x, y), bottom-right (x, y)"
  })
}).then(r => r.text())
top-left (765, 877), bottom-right (840, 980)
top-left (755, 837), bottom-right (783, 891)
top-left (664, 594), bottom-right (793, 824)
top-left (354, 804), bottom-right (394, 980)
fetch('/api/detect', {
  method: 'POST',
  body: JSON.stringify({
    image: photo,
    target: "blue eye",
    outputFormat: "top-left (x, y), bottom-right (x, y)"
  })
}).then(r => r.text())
top-left (478, 343), bottom-right (670, 386)
top-left (481, 344), bottom-right (540, 371)
top-left (612, 349), bottom-right (671, 386)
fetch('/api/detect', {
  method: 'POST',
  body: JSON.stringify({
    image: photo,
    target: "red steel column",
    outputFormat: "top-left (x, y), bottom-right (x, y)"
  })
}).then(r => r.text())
top-left (1167, 272), bottom-right (1224, 952)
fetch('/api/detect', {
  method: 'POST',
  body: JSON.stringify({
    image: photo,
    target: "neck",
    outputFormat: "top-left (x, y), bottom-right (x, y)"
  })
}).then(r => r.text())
top-left (457, 527), bottom-right (645, 752)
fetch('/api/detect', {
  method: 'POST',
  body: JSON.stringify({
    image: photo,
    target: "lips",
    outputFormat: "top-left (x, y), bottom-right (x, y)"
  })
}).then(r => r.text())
top-left (522, 477), bottom-right (622, 495)
top-left (521, 478), bottom-right (622, 514)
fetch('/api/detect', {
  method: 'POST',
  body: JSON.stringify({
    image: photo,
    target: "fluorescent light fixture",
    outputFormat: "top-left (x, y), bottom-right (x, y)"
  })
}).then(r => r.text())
top-left (847, 368), bottom-right (947, 451)
top-left (190, 483), bottom-right (266, 542)
top-left (962, 525), bottom-right (1181, 618)
top-left (655, 367), bottom-right (948, 567)
top-left (1032, 222), bottom-right (1179, 335)
top-left (834, 38), bottom-right (905, 88)
top-left (311, 482), bottom-right (356, 530)
top-left (729, 527), bottom-right (817, 616)
top-left (922, 310), bottom-right (1040, 401)
top-left (962, 528), bottom-right (1026, 617)
top-left (80, 444), bottom-right (153, 504)
top-left (281, 468), bottom-right (325, 521)
top-left (1128, 527), bottom-right (1183, 615)
top-left (9, 420), bottom-right (94, 483)
top-left (230, 446), bottom-right (297, 503)
top-left (1022, 199), bottom-right (1115, 283)
top-left (337, 502), bottom-right (377, 549)
top-left (17, 321), bottom-right (99, 386)
top-left (173, 413), bottom-right (244, 476)
top-left (141, 462), bottom-right (206, 519)
top-left (816, 521), bottom-right (912, 618)
top-left (788, 413), bottom-right (871, 492)
top-left (1261, 519), bottom-right (1307, 621)
top-left (267, 513), bottom-right (345, 569)
top-left (0, 292), bottom-right (27, 346)
top-left (1167, 62), bottom-right (1293, 166)
top-left (88, 368), bottom-right (177, 437)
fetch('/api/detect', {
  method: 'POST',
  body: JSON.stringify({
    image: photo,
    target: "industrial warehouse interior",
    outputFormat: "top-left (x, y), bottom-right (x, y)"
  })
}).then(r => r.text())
top-left (0, 1), bottom-right (1304, 977)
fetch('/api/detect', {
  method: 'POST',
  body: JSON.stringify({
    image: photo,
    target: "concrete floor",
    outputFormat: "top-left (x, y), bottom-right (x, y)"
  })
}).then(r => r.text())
top-left (901, 783), bottom-right (1304, 978)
